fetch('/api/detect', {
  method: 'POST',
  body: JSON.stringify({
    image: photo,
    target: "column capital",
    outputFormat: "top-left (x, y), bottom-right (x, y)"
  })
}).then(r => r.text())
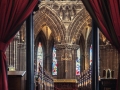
top-left (55, 43), bottom-right (79, 50)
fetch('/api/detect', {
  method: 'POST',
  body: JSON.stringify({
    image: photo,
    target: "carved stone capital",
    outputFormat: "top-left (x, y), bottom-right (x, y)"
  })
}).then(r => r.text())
top-left (55, 43), bottom-right (79, 50)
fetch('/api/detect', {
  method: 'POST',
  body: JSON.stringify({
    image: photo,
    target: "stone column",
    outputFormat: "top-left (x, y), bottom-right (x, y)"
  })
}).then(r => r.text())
top-left (84, 43), bottom-right (90, 70)
top-left (84, 26), bottom-right (92, 70)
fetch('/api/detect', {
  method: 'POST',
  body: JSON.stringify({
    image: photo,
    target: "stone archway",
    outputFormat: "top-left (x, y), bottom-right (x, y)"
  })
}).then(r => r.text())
top-left (34, 31), bottom-right (47, 70)
top-left (67, 8), bottom-right (91, 44)
top-left (34, 6), bottom-right (66, 42)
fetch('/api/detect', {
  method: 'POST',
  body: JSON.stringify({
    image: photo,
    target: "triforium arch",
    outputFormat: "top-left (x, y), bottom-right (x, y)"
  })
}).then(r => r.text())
top-left (34, 5), bottom-right (66, 42)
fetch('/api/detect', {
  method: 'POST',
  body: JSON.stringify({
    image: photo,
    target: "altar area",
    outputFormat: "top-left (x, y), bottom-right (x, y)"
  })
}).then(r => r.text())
top-left (54, 79), bottom-right (78, 90)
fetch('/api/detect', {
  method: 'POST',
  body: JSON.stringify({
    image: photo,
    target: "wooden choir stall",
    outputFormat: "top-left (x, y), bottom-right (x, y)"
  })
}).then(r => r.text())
top-left (78, 69), bottom-right (117, 90)
top-left (35, 66), bottom-right (54, 90)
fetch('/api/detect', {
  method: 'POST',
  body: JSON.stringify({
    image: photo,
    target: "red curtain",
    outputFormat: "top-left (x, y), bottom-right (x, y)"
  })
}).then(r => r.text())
top-left (81, 0), bottom-right (120, 90)
top-left (0, 0), bottom-right (38, 90)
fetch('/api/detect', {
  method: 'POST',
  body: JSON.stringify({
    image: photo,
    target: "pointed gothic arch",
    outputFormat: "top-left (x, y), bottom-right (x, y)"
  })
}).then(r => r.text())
top-left (34, 6), bottom-right (66, 42)
top-left (35, 31), bottom-right (47, 70)
top-left (67, 8), bottom-right (91, 43)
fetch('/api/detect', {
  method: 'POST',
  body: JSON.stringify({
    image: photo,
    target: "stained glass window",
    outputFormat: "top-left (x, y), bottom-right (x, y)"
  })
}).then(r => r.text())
top-left (37, 42), bottom-right (43, 72)
top-left (52, 47), bottom-right (57, 75)
top-left (76, 48), bottom-right (80, 75)
top-left (90, 45), bottom-right (92, 66)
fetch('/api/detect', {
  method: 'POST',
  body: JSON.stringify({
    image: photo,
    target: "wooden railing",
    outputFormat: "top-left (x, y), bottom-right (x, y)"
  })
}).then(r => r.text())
top-left (78, 68), bottom-right (116, 90)
top-left (35, 66), bottom-right (54, 90)
top-left (78, 68), bottom-right (92, 90)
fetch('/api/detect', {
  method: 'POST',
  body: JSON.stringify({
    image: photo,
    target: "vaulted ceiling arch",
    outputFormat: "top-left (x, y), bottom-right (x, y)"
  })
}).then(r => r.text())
top-left (67, 8), bottom-right (91, 43)
top-left (34, 5), bottom-right (66, 42)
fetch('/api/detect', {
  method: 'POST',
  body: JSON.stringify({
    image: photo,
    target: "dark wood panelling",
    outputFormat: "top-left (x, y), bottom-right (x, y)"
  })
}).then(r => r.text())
top-left (8, 71), bottom-right (26, 90)
top-left (99, 45), bottom-right (119, 78)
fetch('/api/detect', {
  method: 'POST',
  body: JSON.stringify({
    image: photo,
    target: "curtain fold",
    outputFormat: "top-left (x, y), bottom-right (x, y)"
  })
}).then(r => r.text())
top-left (81, 0), bottom-right (120, 90)
top-left (0, 0), bottom-right (38, 90)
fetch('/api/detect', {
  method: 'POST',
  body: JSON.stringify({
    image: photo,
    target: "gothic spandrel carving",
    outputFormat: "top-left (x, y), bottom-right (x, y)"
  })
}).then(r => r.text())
top-left (39, 1), bottom-right (84, 21)
top-left (35, 1), bottom-right (91, 44)
top-left (55, 44), bottom-right (79, 50)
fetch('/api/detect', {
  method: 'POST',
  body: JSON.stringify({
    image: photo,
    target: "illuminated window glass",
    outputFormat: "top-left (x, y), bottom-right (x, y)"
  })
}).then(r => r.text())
top-left (37, 42), bottom-right (43, 72)
top-left (90, 45), bottom-right (92, 65)
top-left (76, 48), bottom-right (80, 75)
top-left (52, 47), bottom-right (57, 75)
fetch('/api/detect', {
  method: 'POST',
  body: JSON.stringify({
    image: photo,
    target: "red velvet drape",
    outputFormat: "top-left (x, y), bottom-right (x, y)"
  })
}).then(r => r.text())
top-left (81, 0), bottom-right (120, 90)
top-left (0, 0), bottom-right (38, 90)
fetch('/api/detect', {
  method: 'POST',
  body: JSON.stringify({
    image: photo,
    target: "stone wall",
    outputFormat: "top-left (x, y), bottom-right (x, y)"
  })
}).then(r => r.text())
top-left (6, 31), bottom-right (26, 71)
top-left (99, 45), bottom-right (119, 78)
